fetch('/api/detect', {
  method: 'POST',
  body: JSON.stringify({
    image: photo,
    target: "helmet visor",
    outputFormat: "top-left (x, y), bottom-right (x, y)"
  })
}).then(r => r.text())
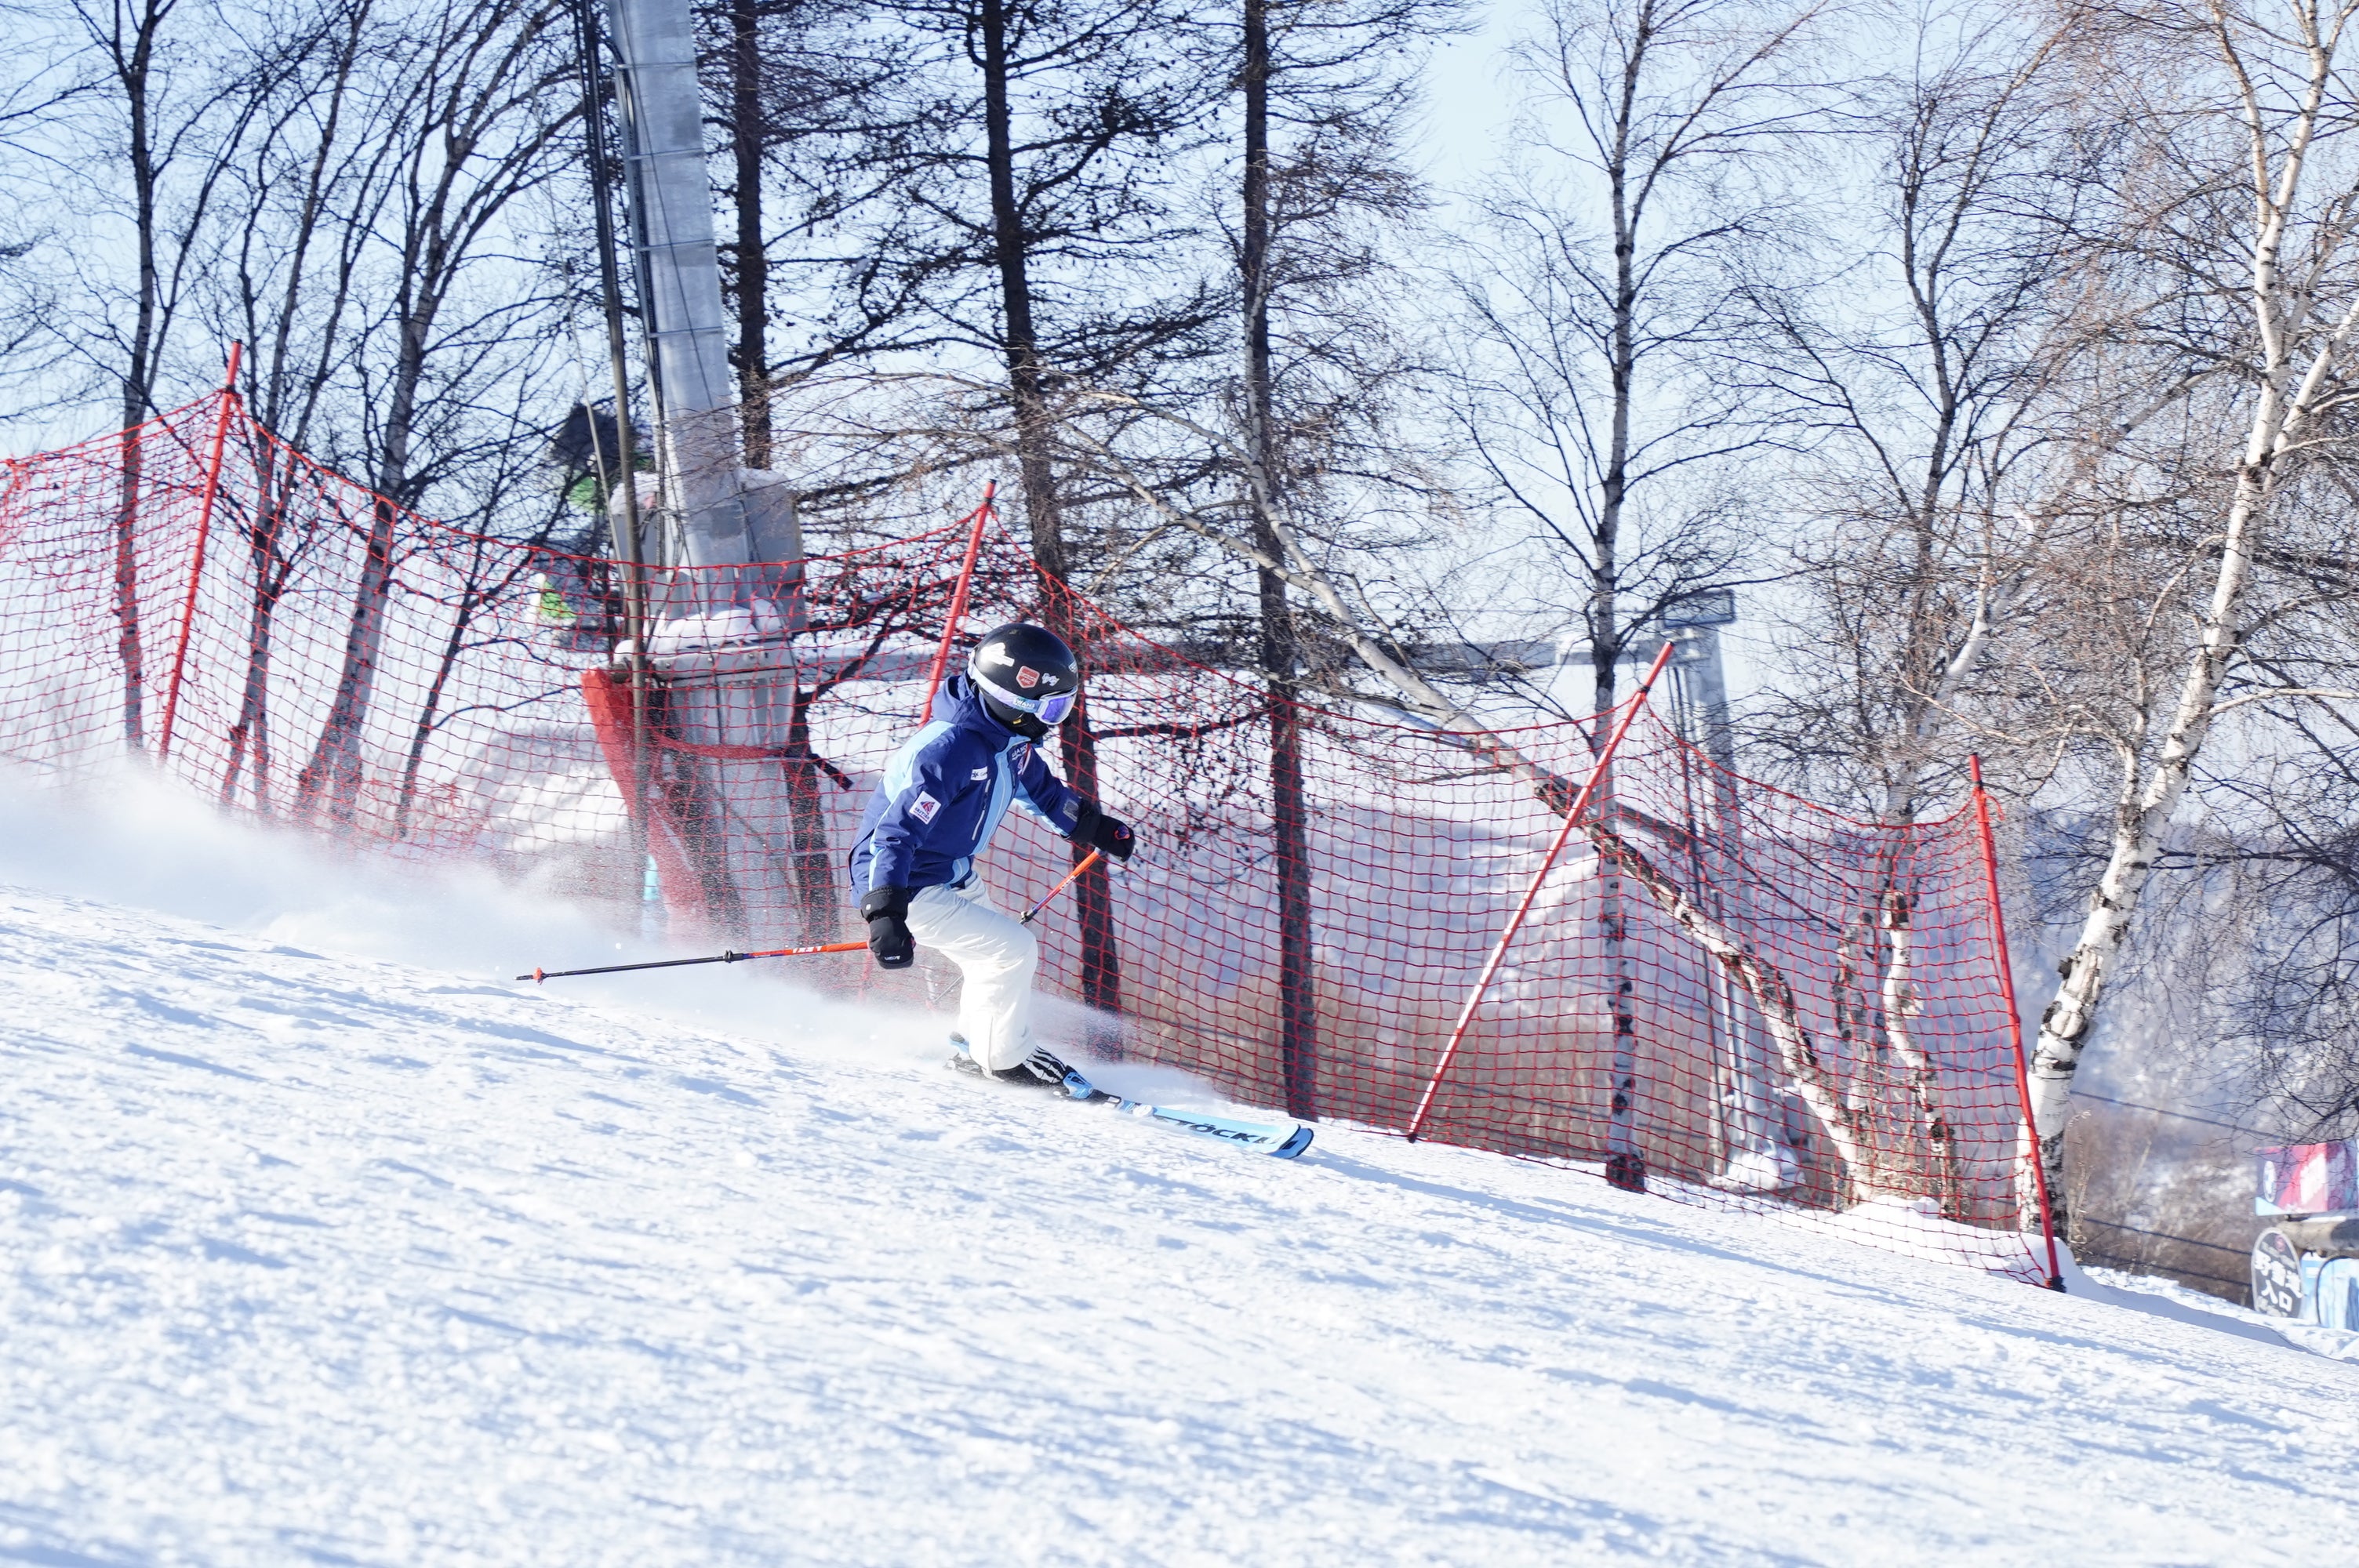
top-left (976, 670), bottom-right (1078, 725)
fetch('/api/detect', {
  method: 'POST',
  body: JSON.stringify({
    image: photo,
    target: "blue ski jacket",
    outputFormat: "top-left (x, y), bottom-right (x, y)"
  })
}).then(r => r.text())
top-left (848, 674), bottom-right (1085, 898)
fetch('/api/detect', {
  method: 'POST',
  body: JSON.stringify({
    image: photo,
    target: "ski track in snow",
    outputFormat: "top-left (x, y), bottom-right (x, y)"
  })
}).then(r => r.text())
top-left (4, 880), bottom-right (2359, 1563)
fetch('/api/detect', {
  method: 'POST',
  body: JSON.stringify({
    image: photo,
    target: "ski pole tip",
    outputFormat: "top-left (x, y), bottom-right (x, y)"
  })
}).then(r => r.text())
top-left (517, 967), bottom-right (544, 984)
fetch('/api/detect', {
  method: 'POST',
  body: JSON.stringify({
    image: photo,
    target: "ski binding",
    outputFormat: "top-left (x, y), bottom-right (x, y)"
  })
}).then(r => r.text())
top-left (951, 1052), bottom-right (1310, 1158)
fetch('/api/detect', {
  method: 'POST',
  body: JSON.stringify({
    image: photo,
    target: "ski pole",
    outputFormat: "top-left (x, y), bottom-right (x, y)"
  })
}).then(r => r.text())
top-left (518, 940), bottom-right (864, 984)
top-left (1020, 848), bottom-right (1104, 925)
top-left (523, 851), bottom-right (1106, 979)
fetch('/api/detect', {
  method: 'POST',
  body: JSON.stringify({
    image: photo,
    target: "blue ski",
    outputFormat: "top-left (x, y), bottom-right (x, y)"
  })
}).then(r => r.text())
top-left (1060, 1069), bottom-right (1314, 1159)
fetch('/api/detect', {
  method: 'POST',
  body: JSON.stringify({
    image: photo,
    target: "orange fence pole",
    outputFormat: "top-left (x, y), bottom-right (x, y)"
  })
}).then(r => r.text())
top-left (156, 343), bottom-right (243, 764)
top-left (921, 481), bottom-right (995, 724)
top-left (1406, 640), bottom-right (1675, 1142)
top-left (1969, 753), bottom-right (2066, 1291)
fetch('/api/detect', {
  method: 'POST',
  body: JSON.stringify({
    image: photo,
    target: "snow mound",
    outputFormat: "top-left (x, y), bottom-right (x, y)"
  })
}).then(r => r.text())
top-left (2084, 1260), bottom-right (2359, 1357)
top-left (6, 775), bottom-right (2359, 1563)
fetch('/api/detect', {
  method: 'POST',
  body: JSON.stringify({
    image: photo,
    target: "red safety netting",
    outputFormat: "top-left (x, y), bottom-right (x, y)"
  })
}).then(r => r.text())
top-left (0, 389), bottom-right (2058, 1285)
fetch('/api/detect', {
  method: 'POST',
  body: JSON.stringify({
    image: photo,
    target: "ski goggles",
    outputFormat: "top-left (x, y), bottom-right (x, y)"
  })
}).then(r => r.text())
top-left (973, 669), bottom-right (1078, 725)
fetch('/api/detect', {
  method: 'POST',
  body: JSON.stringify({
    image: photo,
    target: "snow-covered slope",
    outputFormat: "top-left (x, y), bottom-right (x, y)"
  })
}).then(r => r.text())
top-left (5, 776), bottom-right (2359, 1566)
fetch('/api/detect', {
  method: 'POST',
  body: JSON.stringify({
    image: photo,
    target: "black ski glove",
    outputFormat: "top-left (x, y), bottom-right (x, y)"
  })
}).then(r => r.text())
top-left (1072, 800), bottom-right (1135, 862)
top-left (860, 886), bottom-right (914, 970)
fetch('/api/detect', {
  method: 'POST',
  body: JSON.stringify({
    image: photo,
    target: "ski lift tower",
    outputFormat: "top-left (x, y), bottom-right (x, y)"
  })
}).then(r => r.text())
top-left (1635, 590), bottom-right (1798, 1192)
top-left (602, 0), bottom-right (815, 942)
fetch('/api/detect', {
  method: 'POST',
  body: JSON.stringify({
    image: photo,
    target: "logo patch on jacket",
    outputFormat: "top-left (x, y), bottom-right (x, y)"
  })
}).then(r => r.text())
top-left (911, 791), bottom-right (940, 823)
top-left (970, 767), bottom-right (989, 781)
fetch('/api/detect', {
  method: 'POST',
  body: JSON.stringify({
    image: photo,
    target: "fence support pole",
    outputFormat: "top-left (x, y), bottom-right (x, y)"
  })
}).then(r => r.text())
top-left (157, 343), bottom-right (243, 765)
top-left (921, 482), bottom-right (995, 724)
top-left (573, 0), bottom-right (652, 857)
top-left (1970, 753), bottom-right (2065, 1292)
top-left (1406, 641), bottom-right (1674, 1144)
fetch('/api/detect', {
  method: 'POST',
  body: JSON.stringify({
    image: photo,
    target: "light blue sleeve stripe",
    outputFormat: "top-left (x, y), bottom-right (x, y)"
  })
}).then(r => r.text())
top-left (881, 720), bottom-right (955, 800)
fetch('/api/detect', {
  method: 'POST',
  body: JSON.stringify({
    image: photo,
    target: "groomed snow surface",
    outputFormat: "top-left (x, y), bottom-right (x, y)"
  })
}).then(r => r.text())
top-left (5, 775), bottom-right (2359, 1566)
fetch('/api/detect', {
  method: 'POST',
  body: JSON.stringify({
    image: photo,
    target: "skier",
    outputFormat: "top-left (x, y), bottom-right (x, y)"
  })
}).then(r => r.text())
top-left (849, 622), bottom-right (1136, 1087)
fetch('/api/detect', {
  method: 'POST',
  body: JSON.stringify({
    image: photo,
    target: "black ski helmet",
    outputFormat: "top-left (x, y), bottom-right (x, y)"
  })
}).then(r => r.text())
top-left (969, 622), bottom-right (1080, 738)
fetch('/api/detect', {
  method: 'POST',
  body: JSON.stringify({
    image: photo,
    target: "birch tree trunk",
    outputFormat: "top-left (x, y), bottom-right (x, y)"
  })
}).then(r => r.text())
top-left (1877, 880), bottom-right (1961, 1213)
top-left (2025, 382), bottom-right (2312, 1221)
top-left (1592, 45), bottom-right (1645, 1185)
top-left (1591, 815), bottom-right (1882, 1191)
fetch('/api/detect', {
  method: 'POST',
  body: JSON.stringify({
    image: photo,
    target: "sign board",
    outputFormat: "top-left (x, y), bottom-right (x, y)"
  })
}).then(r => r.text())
top-left (2256, 1138), bottom-right (2359, 1215)
top-left (2252, 1228), bottom-right (2305, 1317)
top-left (1661, 589), bottom-right (1736, 628)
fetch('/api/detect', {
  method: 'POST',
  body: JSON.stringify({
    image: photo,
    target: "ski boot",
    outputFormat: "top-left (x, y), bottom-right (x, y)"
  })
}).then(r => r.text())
top-left (945, 1034), bottom-right (1086, 1096)
top-left (1009, 1044), bottom-right (1087, 1096)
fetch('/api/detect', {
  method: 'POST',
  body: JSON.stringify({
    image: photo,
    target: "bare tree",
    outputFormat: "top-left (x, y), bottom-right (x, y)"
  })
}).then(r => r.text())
top-left (2017, 0), bottom-right (2359, 1224)
top-left (0, 5), bottom-right (92, 405)
top-left (1233, 0), bottom-right (1453, 1115)
top-left (696, 0), bottom-right (900, 469)
top-left (291, 0), bottom-right (576, 826)
top-left (1745, 13), bottom-right (2106, 822)
top-left (1448, 0), bottom-right (1823, 730)
top-left (212, 0), bottom-right (388, 808)
top-left (56, 0), bottom-right (308, 747)
top-left (1720, 10), bottom-right (2121, 1213)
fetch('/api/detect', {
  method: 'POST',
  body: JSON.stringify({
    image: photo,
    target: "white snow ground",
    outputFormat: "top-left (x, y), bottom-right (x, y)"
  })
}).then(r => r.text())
top-left (6, 775), bottom-right (2359, 1566)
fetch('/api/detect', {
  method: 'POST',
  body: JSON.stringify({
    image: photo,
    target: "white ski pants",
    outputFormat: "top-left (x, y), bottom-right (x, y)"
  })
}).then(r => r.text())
top-left (906, 881), bottom-right (1038, 1071)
